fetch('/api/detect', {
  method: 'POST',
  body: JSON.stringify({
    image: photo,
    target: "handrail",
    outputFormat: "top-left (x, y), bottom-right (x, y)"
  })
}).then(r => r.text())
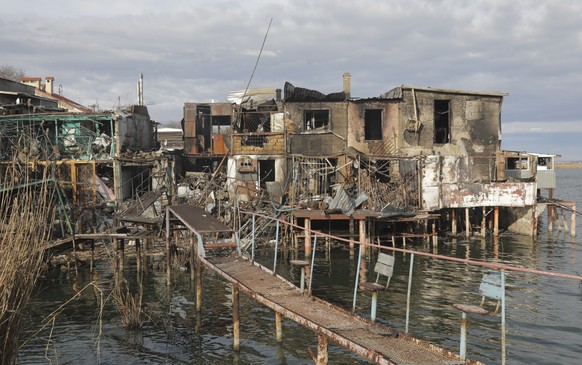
top-left (239, 210), bottom-right (582, 282)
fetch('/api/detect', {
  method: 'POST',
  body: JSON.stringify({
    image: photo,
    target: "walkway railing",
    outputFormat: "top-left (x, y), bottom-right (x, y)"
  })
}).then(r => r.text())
top-left (240, 210), bottom-right (582, 365)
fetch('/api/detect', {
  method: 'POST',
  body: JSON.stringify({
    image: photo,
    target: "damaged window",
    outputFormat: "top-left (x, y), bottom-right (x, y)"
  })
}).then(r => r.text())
top-left (434, 100), bottom-right (450, 144)
top-left (507, 157), bottom-right (529, 170)
top-left (304, 110), bottom-right (330, 131)
top-left (259, 159), bottom-right (276, 188)
top-left (364, 109), bottom-right (383, 140)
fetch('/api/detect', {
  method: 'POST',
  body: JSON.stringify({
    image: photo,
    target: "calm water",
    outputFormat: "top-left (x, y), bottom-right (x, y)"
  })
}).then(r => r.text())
top-left (19, 169), bottom-right (582, 364)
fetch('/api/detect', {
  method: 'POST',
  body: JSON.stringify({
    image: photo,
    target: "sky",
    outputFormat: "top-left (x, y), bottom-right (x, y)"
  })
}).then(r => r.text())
top-left (2, 0), bottom-right (582, 160)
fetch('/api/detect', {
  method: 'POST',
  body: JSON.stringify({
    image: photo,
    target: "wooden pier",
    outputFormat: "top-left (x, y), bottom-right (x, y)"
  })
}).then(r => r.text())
top-left (166, 205), bottom-right (479, 365)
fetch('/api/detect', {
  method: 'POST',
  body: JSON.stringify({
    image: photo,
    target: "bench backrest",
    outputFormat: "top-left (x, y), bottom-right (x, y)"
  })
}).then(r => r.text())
top-left (374, 252), bottom-right (395, 287)
top-left (479, 271), bottom-right (503, 300)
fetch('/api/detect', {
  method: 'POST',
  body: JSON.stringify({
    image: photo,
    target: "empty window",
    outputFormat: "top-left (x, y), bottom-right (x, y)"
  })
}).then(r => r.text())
top-left (304, 110), bottom-right (330, 131)
top-left (434, 100), bottom-right (450, 144)
top-left (364, 109), bottom-right (383, 140)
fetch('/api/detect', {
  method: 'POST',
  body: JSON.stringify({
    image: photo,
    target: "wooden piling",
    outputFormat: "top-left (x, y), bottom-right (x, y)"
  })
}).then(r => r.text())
top-left (305, 218), bottom-right (312, 257)
top-left (571, 204), bottom-right (577, 236)
top-left (232, 284), bottom-right (240, 351)
top-left (481, 207), bottom-right (486, 237)
top-left (166, 208), bottom-right (171, 284)
top-left (359, 219), bottom-right (367, 256)
top-left (465, 208), bottom-right (470, 238)
top-left (451, 209), bottom-right (457, 235)
top-left (275, 312), bottom-right (283, 343)
top-left (494, 207), bottom-right (499, 237)
top-left (349, 217), bottom-right (355, 250)
top-left (317, 335), bottom-right (328, 364)
top-left (196, 258), bottom-right (203, 312)
top-left (136, 238), bottom-right (141, 272)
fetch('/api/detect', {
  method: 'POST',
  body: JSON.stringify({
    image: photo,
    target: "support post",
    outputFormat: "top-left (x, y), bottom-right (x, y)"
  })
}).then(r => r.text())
top-left (317, 335), bottom-right (328, 365)
top-left (275, 312), bottom-right (283, 343)
top-left (481, 207), bottom-right (486, 237)
top-left (305, 218), bottom-right (312, 257)
top-left (252, 215), bottom-right (256, 262)
top-left (465, 207), bottom-right (470, 238)
top-left (494, 207), bottom-right (499, 237)
top-left (370, 291), bottom-right (378, 322)
top-left (232, 284), bottom-right (240, 351)
top-left (571, 204), bottom-right (577, 236)
top-left (548, 189), bottom-right (554, 232)
top-left (136, 238), bottom-right (141, 273)
top-left (359, 219), bottom-right (367, 256)
top-left (190, 234), bottom-right (196, 282)
top-left (273, 219), bottom-right (280, 274)
top-left (196, 258), bottom-right (203, 312)
top-left (165, 207), bottom-right (171, 285)
top-left (352, 244), bottom-right (363, 312)
top-left (452, 209), bottom-right (457, 235)
top-left (501, 269), bottom-right (506, 365)
top-left (349, 217), bottom-right (355, 250)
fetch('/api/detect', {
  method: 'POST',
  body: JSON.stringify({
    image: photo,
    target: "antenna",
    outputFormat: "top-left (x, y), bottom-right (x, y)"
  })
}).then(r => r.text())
top-left (233, 18), bottom-right (273, 129)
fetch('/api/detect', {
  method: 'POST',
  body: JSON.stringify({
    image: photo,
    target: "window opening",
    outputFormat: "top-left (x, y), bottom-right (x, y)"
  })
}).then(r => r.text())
top-left (364, 109), bottom-right (383, 140)
top-left (304, 110), bottom-right (330, 131)
top-left (434, 100), bottom-right (450, 144)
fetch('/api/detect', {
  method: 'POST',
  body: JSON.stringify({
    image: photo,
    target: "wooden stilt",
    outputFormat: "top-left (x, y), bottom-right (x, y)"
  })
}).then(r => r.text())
top-left (166, 208), bottom-right (171, 285)
top-left (275, 312), bottom-right (283, 343)
top-left (465, 208), bottom-right (470, 238)
top-left (548, 189), bottom-right (554, 232)
top-left (494, 207), bottom-right (499, 237)
top-left (349, 217), bottom-right (355, 250)
top-left (232, 284), bottom-right (240, 351)
top-left (359, 219), bottom-right (367, 256)
top-left (190, 234), bottom-right (196, 282)
top-left (452, 209), bottom-right (457, 235)
top-left (571, 204), bottom-right (577, 236)
top-left (305, 218), bottom-right (312, 257)
top-left (481, 207), bottom-right (486, 237)
top-left (317, 335), bottom-right (328, 365)
top-left (196, 258), bottom-right (203, 312)
top-left (136, 238), bottom-right (141, 272)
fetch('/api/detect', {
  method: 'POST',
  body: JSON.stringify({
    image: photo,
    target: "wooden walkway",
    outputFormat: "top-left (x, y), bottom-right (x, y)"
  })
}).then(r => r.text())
top-left (166, 205), bottom-right (479, 365)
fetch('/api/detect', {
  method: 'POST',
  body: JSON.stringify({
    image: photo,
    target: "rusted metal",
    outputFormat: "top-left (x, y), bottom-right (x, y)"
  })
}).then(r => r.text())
top-left (317, 335), bottom-right (328, 365)
top-left (202, 255), bottom-right (475, 365)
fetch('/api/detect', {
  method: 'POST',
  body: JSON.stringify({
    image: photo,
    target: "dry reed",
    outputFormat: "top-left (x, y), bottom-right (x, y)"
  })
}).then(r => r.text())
top-left (113, 276), bottom-right (144, 329)
top-left (0, 166), bottom-right (55, 364)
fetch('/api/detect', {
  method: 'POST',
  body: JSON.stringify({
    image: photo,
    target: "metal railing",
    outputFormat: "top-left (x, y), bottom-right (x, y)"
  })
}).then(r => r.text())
top-left (240, 210), bottom-right (582, 365)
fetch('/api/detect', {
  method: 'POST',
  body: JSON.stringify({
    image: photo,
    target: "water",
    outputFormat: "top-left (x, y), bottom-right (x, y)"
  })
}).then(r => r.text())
top-left (18, 169), bottom-right (582, 364)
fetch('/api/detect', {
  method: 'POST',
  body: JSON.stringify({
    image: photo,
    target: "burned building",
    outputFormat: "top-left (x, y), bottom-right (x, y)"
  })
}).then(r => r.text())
top-left (180, 74), bottom-right (565, 239)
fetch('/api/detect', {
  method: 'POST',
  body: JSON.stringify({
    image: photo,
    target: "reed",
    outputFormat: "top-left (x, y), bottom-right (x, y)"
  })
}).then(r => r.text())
top-left (113, 276), bottom-right (144, 329)
top-left (0, 166), bottom-right (55, 364)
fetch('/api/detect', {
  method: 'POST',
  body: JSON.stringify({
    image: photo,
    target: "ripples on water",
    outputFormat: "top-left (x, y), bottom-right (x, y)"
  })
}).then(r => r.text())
top-left (19, 169), bottom-right (582, 364)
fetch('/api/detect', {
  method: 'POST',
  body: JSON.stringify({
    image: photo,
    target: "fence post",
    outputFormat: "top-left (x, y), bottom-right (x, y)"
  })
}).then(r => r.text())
top-left (501, 269), bottom-right (506, 365)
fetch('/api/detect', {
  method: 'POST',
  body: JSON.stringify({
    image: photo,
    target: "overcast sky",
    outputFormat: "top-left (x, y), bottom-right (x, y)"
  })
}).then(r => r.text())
top-left (2, 0), bottom-right (581, 160)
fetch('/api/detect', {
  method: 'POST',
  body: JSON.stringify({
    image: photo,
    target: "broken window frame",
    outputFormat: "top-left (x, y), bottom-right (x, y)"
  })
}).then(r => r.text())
top-left (303, 109), bottom-right (330, 131)
top-left (433, 100), bottom-right (450, 144)
top-left (364, 109), bottom-right (383, 140)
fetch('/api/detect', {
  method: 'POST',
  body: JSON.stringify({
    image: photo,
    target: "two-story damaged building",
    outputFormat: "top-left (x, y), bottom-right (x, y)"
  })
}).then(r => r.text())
top-left (183, 74), bottom-right (553, 237)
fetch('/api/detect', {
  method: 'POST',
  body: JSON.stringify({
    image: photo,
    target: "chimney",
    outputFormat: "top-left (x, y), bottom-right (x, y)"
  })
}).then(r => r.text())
top-left (45, 77), bottom-right (54, 94)
top-left (343, 72), bottom-right (351, 99)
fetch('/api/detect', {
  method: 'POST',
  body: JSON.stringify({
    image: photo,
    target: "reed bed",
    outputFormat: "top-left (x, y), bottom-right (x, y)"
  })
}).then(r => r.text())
top-left (0, 167), bottom-right (55, 364)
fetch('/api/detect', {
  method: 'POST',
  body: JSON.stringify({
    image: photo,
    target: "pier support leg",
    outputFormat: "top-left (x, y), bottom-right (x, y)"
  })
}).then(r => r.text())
top-left (317, 335), bottom-right (328, 365)
top-left (119, 239), bottom-right (125, 272)
top-left (359, 219), bottom-right (367, 256)
top-left (548, 189), bottom-right (554, 232)
top-left (232, 284), bottom-right (240, 351)
top-left (452, 209), bottom-right (457, 235)
top-left (305, 218), bottom-right (312, 257)
top-left (275, 312), bottom-right (283, 343)
top-left (370, 291), bottom-right (378, 322)
top-left (459, 312), bottom-right (468, 361)
top-left (493, 207), bottom-right (499, 237)
top-left (196, 259), bottom-right (203, 312)
top-left (349, 217), bottom-right (355, 251)
top-left (465, 208), bottom-right (470, 238)
top-left (165, 208), bottom-right (171, 285)
top-left (571, 204), bottom-right (577, 236)
top-left (481, 207), bottom-right (486, 237)
top-left (136, 238), bottom-right (141, 273)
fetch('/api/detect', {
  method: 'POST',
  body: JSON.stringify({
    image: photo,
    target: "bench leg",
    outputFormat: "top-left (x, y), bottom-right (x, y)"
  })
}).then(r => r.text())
top-left (459, 312), bottom-right (468, 360)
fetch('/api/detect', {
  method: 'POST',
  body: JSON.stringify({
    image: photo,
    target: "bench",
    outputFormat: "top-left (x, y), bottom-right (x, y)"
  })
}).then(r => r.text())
top-left (360, 252), bottom-right (395, 321)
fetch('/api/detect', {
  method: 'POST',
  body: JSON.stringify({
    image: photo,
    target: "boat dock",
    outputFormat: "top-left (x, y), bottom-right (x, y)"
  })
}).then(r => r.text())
top-left (166, 204), bottom-right (477, 365)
